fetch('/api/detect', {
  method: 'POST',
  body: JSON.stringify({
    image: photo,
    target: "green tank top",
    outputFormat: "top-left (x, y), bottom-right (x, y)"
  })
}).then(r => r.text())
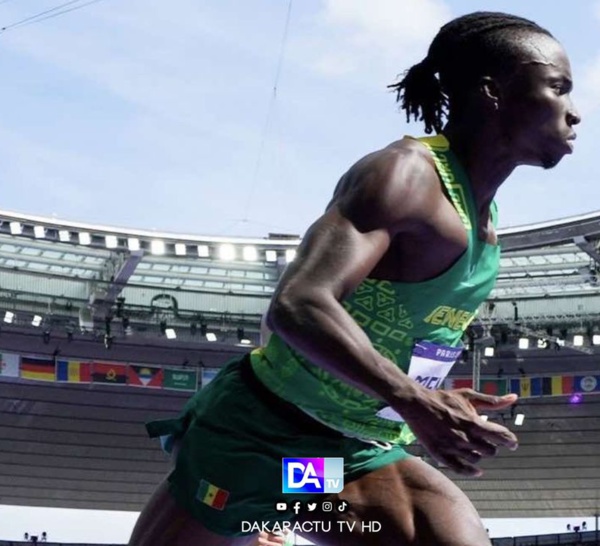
top-left (250, 134), bottom-right (500, 444)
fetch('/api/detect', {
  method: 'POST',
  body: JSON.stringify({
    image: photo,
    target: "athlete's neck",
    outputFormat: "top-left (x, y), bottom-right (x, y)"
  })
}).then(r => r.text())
top-left (442, 120), bottom-right (516, 215)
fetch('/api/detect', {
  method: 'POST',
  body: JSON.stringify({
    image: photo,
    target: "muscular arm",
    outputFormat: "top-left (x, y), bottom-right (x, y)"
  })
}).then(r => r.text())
top-left (267, 141), bottom-right (518, 476)
top-left (266, 145), bottom-right (426, 408)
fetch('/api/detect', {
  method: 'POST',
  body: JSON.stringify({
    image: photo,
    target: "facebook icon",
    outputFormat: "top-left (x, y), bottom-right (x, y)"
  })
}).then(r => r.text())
top-left (282, 458), bottom-right (344, 494)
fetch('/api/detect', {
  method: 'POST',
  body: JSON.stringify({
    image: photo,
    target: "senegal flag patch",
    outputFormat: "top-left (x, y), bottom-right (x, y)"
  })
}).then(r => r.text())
top-left (196, 479), bottom-right (229, 510)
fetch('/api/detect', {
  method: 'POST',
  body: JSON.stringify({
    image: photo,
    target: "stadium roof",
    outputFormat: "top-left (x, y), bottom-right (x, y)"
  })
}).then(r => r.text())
top-left (1, 209), bottom-right (599, 519)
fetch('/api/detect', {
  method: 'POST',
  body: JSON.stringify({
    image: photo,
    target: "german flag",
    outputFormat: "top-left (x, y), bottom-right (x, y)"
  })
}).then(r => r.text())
top-left (196, 479), bottom-right (229, 510)
top-left (20, 356), bottom-right (55, 381)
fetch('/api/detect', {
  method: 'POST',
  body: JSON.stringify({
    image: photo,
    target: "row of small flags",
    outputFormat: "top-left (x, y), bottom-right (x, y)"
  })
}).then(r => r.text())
top-left (445, 375), bottom-right (600, 398)
top-left (4, 350), bottom-right (598, 398)
top-left (0, 352), bottom-right (202, 392)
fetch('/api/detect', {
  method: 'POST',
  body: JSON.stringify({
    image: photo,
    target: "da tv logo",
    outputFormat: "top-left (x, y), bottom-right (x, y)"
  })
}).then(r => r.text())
top-left (282, 458), bottom-right (344, 494)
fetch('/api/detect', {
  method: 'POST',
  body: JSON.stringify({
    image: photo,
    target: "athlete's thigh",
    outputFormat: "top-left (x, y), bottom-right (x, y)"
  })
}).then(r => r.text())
top-left (128, 477), bottom-right (257, 546)
top-left (296, 457), bottom-right (491, 546)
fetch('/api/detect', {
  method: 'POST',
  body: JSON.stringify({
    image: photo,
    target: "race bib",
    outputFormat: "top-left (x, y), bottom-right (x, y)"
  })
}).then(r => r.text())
top-left (376, 340), bottom-right (463, 422)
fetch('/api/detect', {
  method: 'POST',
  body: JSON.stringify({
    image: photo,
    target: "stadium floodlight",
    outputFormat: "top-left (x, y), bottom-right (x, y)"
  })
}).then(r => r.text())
top-left (59, 230), bottom-right (71, 242)
top-left (105, 235), bottom-right (118, 249)
top-left (127, 237), bottom-right (140, 251)
top-left (31, 315), bottom-right (42, 327)
top-left (165, 328), bottom-right (176, 339)
top-left (265, 250), bottom-right (278, 263)
top-left (285, 249), bottom-right (297, 263)
top-left (518, 337), bottom-right (529, 350)
top-left (243, 246), bottom-right (258, 261)
top-left (151, 240), bottom-right (166, 255)
top-left (484, 346), bottom-right (494, 357)
top-left (206, 332), bottom-right (217, 342)
top-left (573, 334), bottom-right (584, 347)
top-left (78, 232), bottom-right (91, 245)
top-left (9, 222), bottom-right (22, 235)
top-left (514, 413), bottom-right (525, 426)
top-left (197, 245), bottom-right (210, 258)
top-left (219, 244), bottom-right (236, 261)
top-left (593, 334), bottom-right (600, 346)
top-left (33, 225), bottom-right (46, 238)
top-left (175, 243), bottom-right (187, 256)
top-left (4, 311), bottom-right (15, 323)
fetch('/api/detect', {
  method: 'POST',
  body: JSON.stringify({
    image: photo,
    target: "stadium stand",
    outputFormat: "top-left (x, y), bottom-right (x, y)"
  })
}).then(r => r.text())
top-left (1, 209), bottom-right (599, 540)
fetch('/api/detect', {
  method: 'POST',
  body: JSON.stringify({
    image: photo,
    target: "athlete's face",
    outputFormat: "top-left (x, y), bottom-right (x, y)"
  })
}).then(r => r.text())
top-left (498, 34), bottom-right (580, 169)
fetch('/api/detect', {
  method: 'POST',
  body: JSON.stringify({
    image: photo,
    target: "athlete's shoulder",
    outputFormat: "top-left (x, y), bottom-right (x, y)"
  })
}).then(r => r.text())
top-left (332, 137), bottom-right (442, 231)
top-left (351, 136), bottom-right (435, 177)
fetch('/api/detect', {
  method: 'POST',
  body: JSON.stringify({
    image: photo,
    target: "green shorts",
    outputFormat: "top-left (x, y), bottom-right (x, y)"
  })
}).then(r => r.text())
top-left (146, 355), bottom-right (411, 537)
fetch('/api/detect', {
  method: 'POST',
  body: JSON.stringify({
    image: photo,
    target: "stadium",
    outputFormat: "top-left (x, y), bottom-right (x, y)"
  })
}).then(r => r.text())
top-left (2, 1), bottom-right (600, 544)
top-left (0, 207), bottom-right (599, 546)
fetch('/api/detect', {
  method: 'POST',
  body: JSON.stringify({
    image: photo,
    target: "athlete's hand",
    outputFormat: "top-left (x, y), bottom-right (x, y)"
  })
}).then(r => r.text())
top-left (399, 389), bottom-right (519, 477)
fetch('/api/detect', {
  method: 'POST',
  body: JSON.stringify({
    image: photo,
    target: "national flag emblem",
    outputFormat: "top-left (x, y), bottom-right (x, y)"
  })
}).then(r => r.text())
top-left (196, 479), bottom-right (229, 510)
top-left (519, 377), bottom-right (531, 398)
top-left (92, 362), bottom-right (127, 384)
top-left (163, 368), bottom-right (198, 391)
top-left (56, 360), bottom-right (92, 383)
top-left (575, 375), bottom-right (600, 393)
top-left (20, 356), bottom-right (55, 381)
top-left (479, 379), bottom-right (508, 396)
top-left (127, 365), bottom-right (163, 387)
top-left (543, 376), bottom-right (575, 396)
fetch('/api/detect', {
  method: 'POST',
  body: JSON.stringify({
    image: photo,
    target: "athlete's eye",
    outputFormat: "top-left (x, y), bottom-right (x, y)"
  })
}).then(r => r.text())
top-left (550, 78), bottom-right (572, 95)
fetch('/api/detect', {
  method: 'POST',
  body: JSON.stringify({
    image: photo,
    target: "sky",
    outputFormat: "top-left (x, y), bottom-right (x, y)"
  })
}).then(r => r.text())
top-left (1, 0), bottom-right (600, 543)
top-left (2, 0), bottom-right (600, 239)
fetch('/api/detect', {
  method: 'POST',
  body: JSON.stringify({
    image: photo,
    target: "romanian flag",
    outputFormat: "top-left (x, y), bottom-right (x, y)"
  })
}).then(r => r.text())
top-left (539, 376), bottom-right (575, 396)
top-left (56, 360), bottom-right (92, 383)
top-left (196, 479), bottom-right (229, 510)
top-left (92, 362), bottom-right (127, 384)
top-left (127, 365), bottom-right (163, 388)
top-left (20, 356), bottom-right (55, 381)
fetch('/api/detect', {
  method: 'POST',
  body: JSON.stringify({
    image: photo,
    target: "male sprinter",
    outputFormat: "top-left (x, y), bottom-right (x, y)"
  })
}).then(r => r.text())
top-left (130, 11), bottom-right (580, 546)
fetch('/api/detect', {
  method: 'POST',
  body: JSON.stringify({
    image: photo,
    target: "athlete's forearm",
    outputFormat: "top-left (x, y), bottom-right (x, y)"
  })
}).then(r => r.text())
top-left (267, 289), bottom-right (420, 408)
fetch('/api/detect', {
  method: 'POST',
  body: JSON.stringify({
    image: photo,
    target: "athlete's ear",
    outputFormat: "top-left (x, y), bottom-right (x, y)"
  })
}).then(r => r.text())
top-left (479, 76), bottom-right (502, 112)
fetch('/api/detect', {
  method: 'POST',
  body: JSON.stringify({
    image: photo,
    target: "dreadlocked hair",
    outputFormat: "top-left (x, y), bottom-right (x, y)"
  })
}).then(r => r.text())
top-left (389, 12), bottom-right (553, 134)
